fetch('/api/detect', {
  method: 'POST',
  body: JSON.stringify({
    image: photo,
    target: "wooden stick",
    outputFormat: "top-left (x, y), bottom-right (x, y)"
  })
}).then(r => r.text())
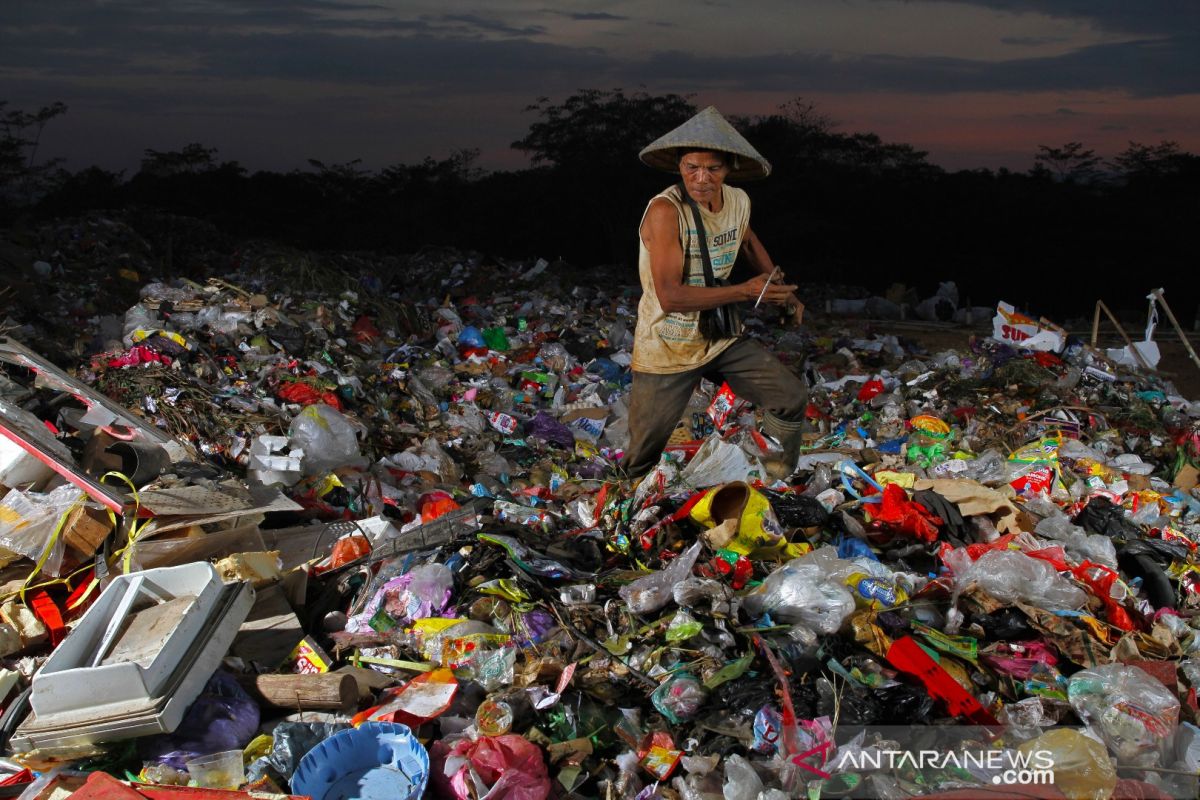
top-left (1097, 300), bottom-right (1156, 372)
top-left (241, 673), bottom-right (358, 710)
top-left (1152, 288), bottom-right (1200, 373)
top-left (1091, 302), bottom-right (1102, 347)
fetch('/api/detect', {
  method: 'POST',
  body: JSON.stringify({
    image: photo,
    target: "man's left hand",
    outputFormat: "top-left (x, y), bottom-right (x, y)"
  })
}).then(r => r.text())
top-left (785, 295), bottom-right (805, 327)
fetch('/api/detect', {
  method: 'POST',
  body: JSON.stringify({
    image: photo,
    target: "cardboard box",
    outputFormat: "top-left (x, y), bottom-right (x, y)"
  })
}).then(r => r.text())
top-left (62, 504), bottom-right (113, 559)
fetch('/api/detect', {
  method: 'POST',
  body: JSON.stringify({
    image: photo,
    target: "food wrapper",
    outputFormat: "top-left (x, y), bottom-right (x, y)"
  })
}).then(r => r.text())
top-left (706, 382), bottom-right (741, 432)
top-left (844, 572), bottom-right (908, 610)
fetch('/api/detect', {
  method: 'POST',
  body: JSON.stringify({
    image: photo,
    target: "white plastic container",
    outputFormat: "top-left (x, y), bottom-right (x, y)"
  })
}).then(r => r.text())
top-left (12, 562), bottom-right (254, 750)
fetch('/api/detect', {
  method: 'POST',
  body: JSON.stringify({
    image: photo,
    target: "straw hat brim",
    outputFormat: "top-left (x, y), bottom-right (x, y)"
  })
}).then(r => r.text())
top-left (639, 105), bottom-right (771, 181)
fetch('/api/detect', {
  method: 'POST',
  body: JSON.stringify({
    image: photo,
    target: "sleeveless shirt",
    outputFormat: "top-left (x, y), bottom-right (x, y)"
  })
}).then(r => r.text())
top-left (632, 183), bottom-right (751, 374)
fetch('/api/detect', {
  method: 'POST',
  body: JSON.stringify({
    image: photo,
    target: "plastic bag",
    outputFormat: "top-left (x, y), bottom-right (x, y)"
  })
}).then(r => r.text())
top-left (1068, 662), bottom-right (1180, 766)
top-left (356, 668), bottom-right (458, 727)
top-left (1018, 728), bottom-right (1116, 800)
top-left (430, 734), bottom-right (550, 800)
top-left (1035, 515), bottom-right (1118, 568)
top-left (665, 609), bottom-right (703, 642)
top-left (679, 436), bottom-right (764, 488)
top-left (688, 483), bottom-right (803, 559)
top-left (0, 484), bottom-right (85, 577)
top-left (620, 541), bottom-right (702, 615)
top-left (945, 548), bottom-right (1086, 611)
top-left (475, 450), bottom-right (513, 481)
top-left (421, 436), bottom-right (462, 483)
top-left (652, 672), bottom-right (708, 723)
top-left (673, 577), bottom-right (732, 616)
top-left (867, 483), bottom-right (942, 542)
top-left (245, 721), bottom-right (351, 784)
top-left (139, 671), bottom-right (261, 770)
top-left (721, 754), bottom-right (773, 800)
top-left (742, 557), bottom-right (856, 633)
top-left (958, 449), bottom-right (1008, 485)
top-left (288, 404), bottom-right (363, 474)
top-left (1073, 496), bottom-right (1142, 541)
top-left (344, 563), bottom-right (454, 634)
top-left (524, 411), bottom-right (575, 448)
top-left (443, 405), bottom-right (486, 434)
top-left (767, 492), bottom-right (829, 529)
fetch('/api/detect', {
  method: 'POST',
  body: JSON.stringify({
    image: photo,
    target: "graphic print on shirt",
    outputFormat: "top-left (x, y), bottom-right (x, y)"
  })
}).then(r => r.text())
top-left (658, 224), bottom-right (739, 344)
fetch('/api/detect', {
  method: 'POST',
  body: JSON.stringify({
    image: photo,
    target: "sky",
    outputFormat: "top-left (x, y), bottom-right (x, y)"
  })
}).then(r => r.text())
top-left (2, 0), bottom-right (1199, 174)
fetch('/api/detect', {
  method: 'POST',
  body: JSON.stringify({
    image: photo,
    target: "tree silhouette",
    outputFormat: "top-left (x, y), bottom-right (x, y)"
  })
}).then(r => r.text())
top-left (1, 100), bottom-right (68, 205)
top-left (1110, 140), bottom-right (1197, 180)
top-left (138, 143), bottom-right (232, 178)
top-left (1033, 141), bottom-right (1101, 183)
top-left (512, 88), bottom-right (695, 172)
top-left (512, 88), bottom-right (697, 263)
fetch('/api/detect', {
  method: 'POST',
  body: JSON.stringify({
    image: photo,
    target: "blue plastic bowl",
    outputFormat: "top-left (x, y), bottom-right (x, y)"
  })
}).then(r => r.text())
top-left (290, 722), bottom-right (430, 800)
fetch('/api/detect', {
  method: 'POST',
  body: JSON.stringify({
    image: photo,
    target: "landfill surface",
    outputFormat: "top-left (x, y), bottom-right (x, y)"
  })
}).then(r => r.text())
top-left (2, 211), bottom-right (1200, 799)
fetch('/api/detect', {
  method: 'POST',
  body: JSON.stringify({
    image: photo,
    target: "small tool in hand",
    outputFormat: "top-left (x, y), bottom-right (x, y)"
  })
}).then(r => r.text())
top-left (753, 266), bottom-right (782, 309)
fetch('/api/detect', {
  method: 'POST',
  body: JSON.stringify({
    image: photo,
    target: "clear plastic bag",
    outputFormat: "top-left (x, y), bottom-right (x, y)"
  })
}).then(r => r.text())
top-left (800, 463), bottom-right (834, 497)
top-left (959, 449), bottom-right (1008, 485)
top-left (287, 404), bottom-right (363, 474)
top-left (0, 484), bottom-right (84, 577)
top-left (620, 541), bottom-right (702, 615)
top-left (1017, 728), bottom-right (1116, 800)
top-left (443, 404), bottom-right (486, 434)
top-left (1034, 515), bottom-right (1118, 568)
top-left (679, 436), bottom-right (764, 488)
top-left (421, 436), bottom-right (462, 483)
top-left (673, 577), bottom-right (732, 616)
top-left (945, 548), bottom-right (1086, 611)
top-left (721, 754), bottom-right (765, 800)
top-left (1058, 438), bottom-right (1108, 463)
top-left (1068, 662), bottom-right (1180, 766)
top-left (742, 557), bottom-right (856, 633)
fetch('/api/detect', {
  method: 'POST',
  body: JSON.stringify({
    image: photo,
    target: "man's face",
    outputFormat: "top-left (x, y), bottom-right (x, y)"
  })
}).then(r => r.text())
top-left (678, 151), bottom-right (729, 205)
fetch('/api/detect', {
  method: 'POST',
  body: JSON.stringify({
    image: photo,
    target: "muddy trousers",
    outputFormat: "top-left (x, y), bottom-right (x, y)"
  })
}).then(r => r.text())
top-left (623, 338), bottom-right (809, 478)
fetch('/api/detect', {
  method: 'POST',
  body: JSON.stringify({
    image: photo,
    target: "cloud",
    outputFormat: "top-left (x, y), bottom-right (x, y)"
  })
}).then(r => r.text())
top-left (932, 0), bottom-right (1200, 37)
top-left (432, 13), bottom-right (546, 37)
top-left (1055, 107), bottom-right (1083, 115)
top-left (628, 34), bottom-right (1200, 98)
top-left (1000, 35), bottom-right (1069, 47)
top-left (540, 10), bottom-right (629, 21)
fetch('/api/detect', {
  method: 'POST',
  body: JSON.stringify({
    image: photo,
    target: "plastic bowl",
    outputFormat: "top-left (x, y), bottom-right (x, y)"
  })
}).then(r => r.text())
top-left (185, 749), bottom-right (244, 789)
top-left (290, 722), bottom-right (429, 800)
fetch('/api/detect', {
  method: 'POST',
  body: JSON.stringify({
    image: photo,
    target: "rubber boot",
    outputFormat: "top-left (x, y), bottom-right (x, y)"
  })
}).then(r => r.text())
top-left (762, 412), bottom-right (808, 481)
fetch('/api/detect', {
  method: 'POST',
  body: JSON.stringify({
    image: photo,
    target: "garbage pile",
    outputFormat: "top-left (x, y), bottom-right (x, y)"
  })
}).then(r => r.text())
top-left (2, 214), bottom-right (1200, 799)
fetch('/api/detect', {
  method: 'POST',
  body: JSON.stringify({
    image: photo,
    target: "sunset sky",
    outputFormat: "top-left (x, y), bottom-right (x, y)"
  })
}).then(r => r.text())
top-left (3, 0), bottom-right (1198, 174)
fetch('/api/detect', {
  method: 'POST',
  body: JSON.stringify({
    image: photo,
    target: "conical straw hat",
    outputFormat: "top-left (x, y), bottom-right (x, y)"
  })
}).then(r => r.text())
top-left (639, 106), bottom-right (771, 181)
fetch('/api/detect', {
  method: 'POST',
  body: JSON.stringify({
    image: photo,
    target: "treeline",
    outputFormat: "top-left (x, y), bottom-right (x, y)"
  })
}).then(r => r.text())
top-left (4, 91), bottom-right (1199, 318)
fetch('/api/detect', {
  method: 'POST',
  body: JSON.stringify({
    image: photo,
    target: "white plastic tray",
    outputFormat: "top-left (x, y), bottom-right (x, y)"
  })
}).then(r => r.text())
top-left (12, 562), bottom-right (254, 750)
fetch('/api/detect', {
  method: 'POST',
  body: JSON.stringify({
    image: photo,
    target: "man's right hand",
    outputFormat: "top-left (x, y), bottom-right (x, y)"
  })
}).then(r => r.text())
top-left (744, 272), bottom-right (797, 305)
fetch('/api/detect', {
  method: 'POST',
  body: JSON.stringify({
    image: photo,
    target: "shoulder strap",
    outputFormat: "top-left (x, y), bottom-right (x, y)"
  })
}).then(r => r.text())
top-left (677, 182), bottom-right (715, 288)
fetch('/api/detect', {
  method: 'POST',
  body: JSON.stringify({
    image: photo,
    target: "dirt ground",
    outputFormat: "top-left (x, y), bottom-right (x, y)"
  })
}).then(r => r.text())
top-left (820, 318), bottom-right (1200, 402)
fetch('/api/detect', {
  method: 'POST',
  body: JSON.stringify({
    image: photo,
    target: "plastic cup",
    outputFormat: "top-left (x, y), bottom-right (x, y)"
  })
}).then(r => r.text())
top-left (185, 749), bottom-right (244, 789)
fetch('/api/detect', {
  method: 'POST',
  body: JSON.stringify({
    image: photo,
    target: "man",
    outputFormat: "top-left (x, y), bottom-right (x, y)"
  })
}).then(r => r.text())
top-left (623, 106), bottom-right (810, 478)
